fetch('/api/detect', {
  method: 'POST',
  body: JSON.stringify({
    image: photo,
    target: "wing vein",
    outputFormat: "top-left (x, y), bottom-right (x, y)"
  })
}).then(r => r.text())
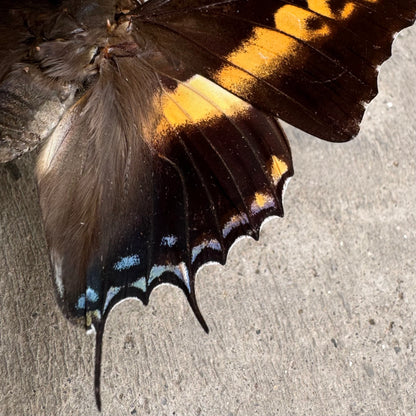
top-left (173, 75), bottom-right (281, 207)
top-left (154, 74), bottom-right (227, 254)
top-left (160, 79), bottom-right (256, 233)
top-left (138, 20), bottom-right (330, 129)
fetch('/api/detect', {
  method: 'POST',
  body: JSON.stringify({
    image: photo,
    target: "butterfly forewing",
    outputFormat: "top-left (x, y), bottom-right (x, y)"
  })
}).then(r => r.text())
top-left (136, 0), bottom-right (416, 141)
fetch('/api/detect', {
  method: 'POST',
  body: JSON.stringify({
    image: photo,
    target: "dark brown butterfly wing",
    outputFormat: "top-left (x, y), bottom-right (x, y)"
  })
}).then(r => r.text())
top-left (1, 0), bottom-right (415, 409)
top-left (135, 0), bottom-right (416, 142)
top-left (36, 52), bottom-right (293, 407)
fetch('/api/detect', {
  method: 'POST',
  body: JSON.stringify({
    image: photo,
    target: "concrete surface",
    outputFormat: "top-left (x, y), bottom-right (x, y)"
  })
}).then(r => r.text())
top-left (1, 26), bottom-right (415, 416)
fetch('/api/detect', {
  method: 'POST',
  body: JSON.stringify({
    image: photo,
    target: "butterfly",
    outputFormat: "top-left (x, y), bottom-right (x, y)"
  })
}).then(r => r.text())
top-left (1, 0), bottom-right (415, 410)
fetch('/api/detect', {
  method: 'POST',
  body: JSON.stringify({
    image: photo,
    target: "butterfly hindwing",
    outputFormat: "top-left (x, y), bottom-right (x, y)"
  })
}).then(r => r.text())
top-left (70, 73), bottom-right (293, 321)
top-left (34, 55), bottom-right (293, 407)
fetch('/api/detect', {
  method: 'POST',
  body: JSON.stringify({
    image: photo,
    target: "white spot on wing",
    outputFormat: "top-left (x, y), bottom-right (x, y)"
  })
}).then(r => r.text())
top-left (86, 324), bottom-right (96, 335)
top-left (178, 262), bottom-right (190, 291)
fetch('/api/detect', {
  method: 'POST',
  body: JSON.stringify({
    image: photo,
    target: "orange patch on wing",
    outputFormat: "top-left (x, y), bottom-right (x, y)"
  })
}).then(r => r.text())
top-left (213, 0), bottom-right (372, 95)
top-left (156, 75), bottom-right (250, 136)
top-left (307, 0), bottom-right (355, 19)
top-left (274, 6), bottom-right (331, 40)
top-left (251, 192), bottom-right (275, 213)
top-left (270, 155), bottom-right (289, 185)
top-left (213, 28), bottom-right (294, 92)
top-left (308, 0), bottom-right (379, 18)
top-left (214, 4), bottom-right (331, 93)
top-left (256, 192), bottom-right (268, 208)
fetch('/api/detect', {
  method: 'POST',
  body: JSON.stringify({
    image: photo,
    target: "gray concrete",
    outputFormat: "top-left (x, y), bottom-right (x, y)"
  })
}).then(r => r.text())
top-left (1, 26), bottom-right (415, 416)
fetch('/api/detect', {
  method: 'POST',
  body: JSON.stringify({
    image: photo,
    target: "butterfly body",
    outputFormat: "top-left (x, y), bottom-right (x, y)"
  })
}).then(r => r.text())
top-left (0, 0), bottom-right (415, 410)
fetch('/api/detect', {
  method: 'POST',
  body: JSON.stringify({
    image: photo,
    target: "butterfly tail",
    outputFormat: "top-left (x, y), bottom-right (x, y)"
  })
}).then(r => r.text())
top-left (94, 319), bottom-right (105, 412)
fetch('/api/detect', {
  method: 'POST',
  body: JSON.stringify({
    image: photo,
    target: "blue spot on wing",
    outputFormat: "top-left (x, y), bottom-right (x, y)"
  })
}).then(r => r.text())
top-left (113, 254), bottom-right (141, 271)
top-left (75, 288), bottom-right (99, 311)
top-left (104, 286), bottom-right (121, 312)
top-left (191, 239), bottom-right (221, 264)
top-left (76, 294), bottom-right (86, 310)
top-left (86, 287), bottom-right (99, 303)
top-left (129, 277), bottom-right (146, 292)
top-left (161, 235), bottom-right (178, 247)
top-left (149, 262), bottom-right (190, 291)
